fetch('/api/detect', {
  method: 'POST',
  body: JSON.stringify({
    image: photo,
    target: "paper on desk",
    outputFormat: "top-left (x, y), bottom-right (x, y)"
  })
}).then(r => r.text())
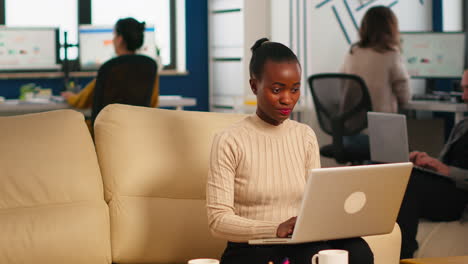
top-left (159, 95), bottom-right (182, 100)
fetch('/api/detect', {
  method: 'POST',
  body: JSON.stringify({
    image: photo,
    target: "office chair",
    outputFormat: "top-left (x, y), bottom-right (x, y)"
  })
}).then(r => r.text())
top-left (308, 73), bottom-right (372, 164)
top-left (91, 54), bottom-right (157, 124)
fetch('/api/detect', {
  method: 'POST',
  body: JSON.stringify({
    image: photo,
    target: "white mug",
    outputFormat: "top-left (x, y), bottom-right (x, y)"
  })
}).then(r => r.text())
top-left (187, 258), bottom-right (220, 264)
top-left (311, 249), bottom-right (348, 264)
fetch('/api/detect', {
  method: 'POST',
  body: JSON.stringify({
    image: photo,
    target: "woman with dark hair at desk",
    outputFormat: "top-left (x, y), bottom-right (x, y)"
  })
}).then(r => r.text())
top-left (206, 38), bottom-right (374, 264)
top-left (61, 17), bottom-right (159, 109)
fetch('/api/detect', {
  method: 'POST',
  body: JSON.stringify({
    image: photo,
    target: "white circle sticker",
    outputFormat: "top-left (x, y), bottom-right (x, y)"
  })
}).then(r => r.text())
top-left (344, 191), bottom-right (367, 214)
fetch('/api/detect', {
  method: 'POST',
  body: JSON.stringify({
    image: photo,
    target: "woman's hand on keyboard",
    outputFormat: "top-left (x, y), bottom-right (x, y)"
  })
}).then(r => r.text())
top-left (276, 217), bottom-right (297, 238)
top-left (409, 151), bottom-right (428, 163)
top-left (414, 156), bottom-right (450, 176)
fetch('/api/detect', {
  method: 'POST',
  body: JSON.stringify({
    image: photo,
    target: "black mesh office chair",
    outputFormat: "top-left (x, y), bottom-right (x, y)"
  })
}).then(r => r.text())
top-left (91, 54), bottom-right (157, 124)
top-left (308, 73), bottom-right (372, 164)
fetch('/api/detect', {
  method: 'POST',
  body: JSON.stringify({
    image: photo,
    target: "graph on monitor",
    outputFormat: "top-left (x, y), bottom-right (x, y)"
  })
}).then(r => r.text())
top-left (400, 32), bottom-right (465, 78)
top-left (0, 27), bottom-right (60, 71)
top-left (79, 25), bottom-right (157, 70)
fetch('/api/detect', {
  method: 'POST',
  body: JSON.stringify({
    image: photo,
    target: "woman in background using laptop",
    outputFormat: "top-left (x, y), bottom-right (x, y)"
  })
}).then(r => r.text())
top-left (61, 17), bottom-right (159, 110)
top-left (340, 5), bottom-right (410, 159)
top-left (206, 38), bottom-right (373, 264)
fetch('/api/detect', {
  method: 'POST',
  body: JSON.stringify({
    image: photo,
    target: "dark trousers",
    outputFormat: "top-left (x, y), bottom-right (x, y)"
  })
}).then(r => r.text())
top-left (220, 238), bottom-right (373, 264)
top-left (397, 169), bottom-right (468, 259)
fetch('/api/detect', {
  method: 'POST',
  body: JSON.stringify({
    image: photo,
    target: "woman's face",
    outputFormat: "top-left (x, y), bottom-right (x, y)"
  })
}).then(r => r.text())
top-left (112, 31), bottom-right (125, 55)
top-left (250, 60), bottom-right (301, 126)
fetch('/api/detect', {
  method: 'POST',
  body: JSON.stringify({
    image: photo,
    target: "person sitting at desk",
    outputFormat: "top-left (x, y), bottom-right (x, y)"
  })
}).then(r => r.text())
top-left (341, 6), bottom-right (410, 113)
top-left (61, 17), bottom-right (159, 109)
top-left (397, 70), bottom-right (468, 259)
top-left (206, 38), bottom-right (374, 264)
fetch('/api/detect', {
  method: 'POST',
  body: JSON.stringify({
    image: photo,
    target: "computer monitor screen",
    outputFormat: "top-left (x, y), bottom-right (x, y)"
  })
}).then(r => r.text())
top-left (400, 32), bottom-right (465, 78)
top-left (79, 25), bottom-right (157, 70)
top-left (0, 27), bottom-right (60, 71)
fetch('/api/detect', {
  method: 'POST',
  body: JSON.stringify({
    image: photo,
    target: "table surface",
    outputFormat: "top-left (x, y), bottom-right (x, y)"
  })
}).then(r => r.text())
top-left (403, 100), bottom-right (468, 112)
top-left (0, 96), bottom-right (197, 116)
top-left (400, 256), bottom-right (468, 264)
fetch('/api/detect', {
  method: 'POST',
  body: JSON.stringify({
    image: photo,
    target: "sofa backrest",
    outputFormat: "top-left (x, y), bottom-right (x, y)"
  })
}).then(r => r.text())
top-left (94, 104), bottom-right (246, 264)
top-left (0, 110), bottom-right (111, 264)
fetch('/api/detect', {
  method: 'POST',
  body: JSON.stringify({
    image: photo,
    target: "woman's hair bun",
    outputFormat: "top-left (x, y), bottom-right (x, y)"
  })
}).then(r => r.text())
top-left (139, 21), bottom-right (146, 31)
top-left (251, 38), bottom-right (269, 52)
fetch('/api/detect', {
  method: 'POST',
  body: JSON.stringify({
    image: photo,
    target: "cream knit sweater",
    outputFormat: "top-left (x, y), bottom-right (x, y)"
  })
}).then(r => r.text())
top-left (206, 114), bottom-right (321, 242)
top-left (341, 46), bottom-right (410, 113)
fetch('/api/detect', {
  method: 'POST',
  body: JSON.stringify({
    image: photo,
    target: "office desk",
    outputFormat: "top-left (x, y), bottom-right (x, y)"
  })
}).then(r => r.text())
top-left (158, 96), bottom-right (197, 110)
top-left (0, 96), bottom-right (197, 117)
top-left (402, 100), bottom-right (468, 123)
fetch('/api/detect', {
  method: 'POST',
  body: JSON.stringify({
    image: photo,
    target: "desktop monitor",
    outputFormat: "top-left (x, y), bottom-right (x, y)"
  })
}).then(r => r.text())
top-left (0, 27), bottom-right (60, 71)
top-left (78, 25), bottom-right (157, 70)
top-left (400, 32), bottom-right (466, 78)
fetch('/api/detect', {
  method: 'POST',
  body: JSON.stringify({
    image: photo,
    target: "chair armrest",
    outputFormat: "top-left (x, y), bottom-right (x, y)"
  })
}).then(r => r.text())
top-left (363, 223), bottom-right (401, 264)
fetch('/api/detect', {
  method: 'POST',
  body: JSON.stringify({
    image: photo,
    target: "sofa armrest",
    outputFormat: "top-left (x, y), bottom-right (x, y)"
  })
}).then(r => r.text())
top-left (363, 223), bottom-right (401, 264)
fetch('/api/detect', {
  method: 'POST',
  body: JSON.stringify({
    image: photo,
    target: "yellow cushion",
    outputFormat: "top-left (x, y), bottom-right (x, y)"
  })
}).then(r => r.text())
top-left (0, 110), bottom-right (111, 264)
top-left (401, 256), bottom-right (468, 264)
top-left (94, 104), bottom-right (246, 264)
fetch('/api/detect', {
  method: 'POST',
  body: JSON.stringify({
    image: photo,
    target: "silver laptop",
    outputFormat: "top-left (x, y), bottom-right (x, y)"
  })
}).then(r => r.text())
top-left (367, 112), bottom-right (445, 176)
top-left (249, 162), bottom-right (412, 245)
top-left (368, 112), bottom-right (410, 163)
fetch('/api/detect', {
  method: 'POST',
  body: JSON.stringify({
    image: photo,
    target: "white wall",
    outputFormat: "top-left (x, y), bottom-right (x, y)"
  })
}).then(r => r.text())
top-left (443, 0), bottom-right (463, 31)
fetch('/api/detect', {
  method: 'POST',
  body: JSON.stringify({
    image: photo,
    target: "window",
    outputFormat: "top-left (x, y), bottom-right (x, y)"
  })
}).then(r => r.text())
top-left (91, 0), bottom-right (174, 67)
top-left (0, 0), bottom-right (182, 70)
top-left (5, 0), bottom-right (78, 60)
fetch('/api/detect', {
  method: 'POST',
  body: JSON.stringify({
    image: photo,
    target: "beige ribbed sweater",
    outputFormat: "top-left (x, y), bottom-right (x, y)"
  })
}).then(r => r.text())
top-left (206, 114), bottom-right (321, 242)
top-left (341, 46), bottom-right (410, 113)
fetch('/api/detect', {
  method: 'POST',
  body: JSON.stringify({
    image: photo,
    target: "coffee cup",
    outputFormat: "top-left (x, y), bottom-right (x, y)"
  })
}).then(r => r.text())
top-left (187, 258), bottom-right (220, 264)
top-left (311, 249), bottom-right (348, 264)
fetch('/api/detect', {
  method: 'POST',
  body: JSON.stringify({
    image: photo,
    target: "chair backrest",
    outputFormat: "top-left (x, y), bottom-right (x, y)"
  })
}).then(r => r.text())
top-left (91, 54), bottom-right (157, 123)
top-left (308, 73), bottom-right (372, 138)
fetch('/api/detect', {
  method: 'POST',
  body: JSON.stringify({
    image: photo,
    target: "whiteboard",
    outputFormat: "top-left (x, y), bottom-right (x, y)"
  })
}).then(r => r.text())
top-left (400, 32), bottom-right (465, 78)
top-left (0, 27), bottom-right (60, 71)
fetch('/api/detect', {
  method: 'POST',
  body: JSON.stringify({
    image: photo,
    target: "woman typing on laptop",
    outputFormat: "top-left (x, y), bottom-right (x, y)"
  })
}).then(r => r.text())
top-left (206, 38), bottom-right (373, 264)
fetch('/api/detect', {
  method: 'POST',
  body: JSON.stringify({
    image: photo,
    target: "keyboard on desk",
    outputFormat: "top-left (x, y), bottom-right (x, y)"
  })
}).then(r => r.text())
top-left (412, 92), bottom-right (463, 103)
top-left (412, 94), bottom-right (446, 101)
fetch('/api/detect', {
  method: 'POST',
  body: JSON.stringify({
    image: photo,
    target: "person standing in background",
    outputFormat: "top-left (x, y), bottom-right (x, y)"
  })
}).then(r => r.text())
top-left (341, 5), bottom-right (410, 113)
top-left (340, 6), bottom-right (410, 155)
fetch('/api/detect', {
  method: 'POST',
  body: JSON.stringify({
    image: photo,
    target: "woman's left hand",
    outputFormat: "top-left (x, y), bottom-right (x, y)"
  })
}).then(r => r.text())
top-left (276, 217), bottom-right (297, 238)
top-left (415, 156), bottom-right (450, 176)
top-left (61, 91), bottom-right (75, 99)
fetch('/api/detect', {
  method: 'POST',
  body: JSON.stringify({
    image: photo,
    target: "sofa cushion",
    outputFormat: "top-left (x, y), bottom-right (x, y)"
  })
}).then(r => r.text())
top-left (0, 110), bottom-right (111, 264)
top-left (94, 104), bottom-right (246, 263)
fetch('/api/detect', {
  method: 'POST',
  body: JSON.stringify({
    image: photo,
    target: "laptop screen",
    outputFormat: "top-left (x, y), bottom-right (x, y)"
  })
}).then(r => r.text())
top-left (367, 112), bottom-right (409, 163)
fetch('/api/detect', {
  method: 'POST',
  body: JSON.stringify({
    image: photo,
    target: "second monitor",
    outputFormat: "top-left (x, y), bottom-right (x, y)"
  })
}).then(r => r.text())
top-left (79, 25), bottom-right (157, 70)
top-left (400, 32), bottom-right (465, 78)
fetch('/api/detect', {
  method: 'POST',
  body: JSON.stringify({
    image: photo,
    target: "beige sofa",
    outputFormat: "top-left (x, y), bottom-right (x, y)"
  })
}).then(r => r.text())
top-left (0, 104), bottom-right (401, 264)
